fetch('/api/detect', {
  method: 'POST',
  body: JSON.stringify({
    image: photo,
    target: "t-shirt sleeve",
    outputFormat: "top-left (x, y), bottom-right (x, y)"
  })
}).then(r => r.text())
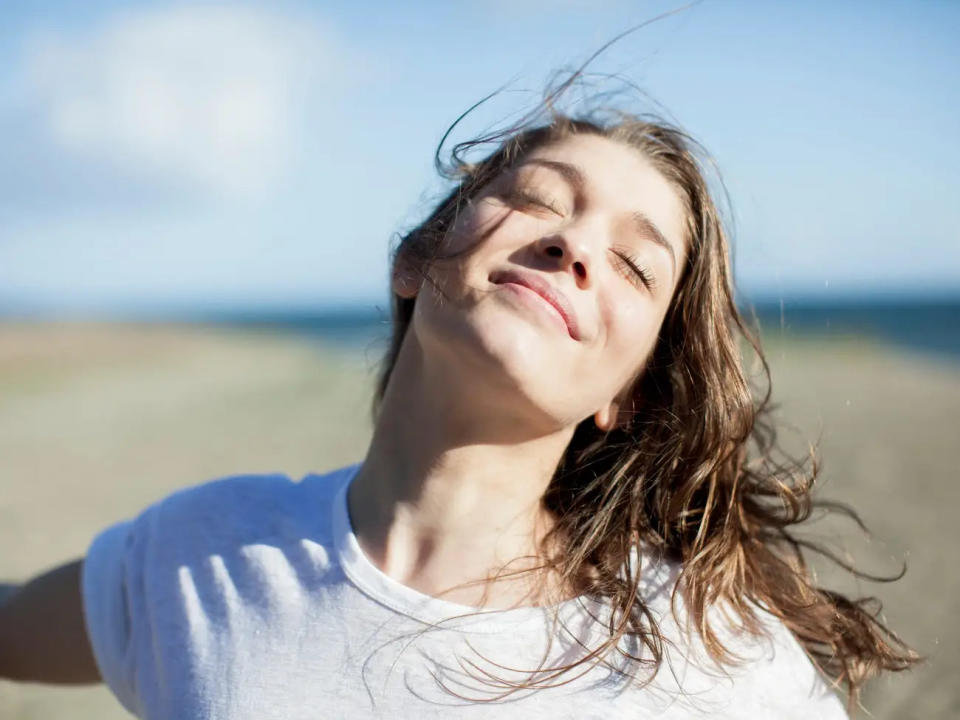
top-left (79, 472), bottom-right (304, 717)
top-left (81, 518), bottom-right (143, 716)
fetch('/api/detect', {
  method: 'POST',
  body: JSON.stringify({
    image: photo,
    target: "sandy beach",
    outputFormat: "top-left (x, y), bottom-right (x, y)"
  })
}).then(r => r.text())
top-left (1, 322), bottom-right (957, 719)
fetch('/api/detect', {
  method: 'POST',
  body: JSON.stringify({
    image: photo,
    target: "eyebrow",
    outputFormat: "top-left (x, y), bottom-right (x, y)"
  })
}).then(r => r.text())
top-left (523, 158), bottom-right (587, 190)
top-left (521, 158), bottom-right (678, 278)
top-left (630, 211), bottom-right (677, 278)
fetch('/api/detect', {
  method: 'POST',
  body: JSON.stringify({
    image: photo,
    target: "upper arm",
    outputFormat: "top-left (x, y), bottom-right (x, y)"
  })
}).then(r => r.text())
top-left (0, 559), bottom-right (101, 683)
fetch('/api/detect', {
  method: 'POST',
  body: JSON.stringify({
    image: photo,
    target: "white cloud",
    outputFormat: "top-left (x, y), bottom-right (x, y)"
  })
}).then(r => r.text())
top-left (21, 5), bottom-right (351, 200)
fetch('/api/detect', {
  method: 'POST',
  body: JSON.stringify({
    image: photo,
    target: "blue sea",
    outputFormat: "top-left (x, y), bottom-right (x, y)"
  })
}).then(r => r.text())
top-left (749, 299), bottom-right (959, 361)
top-left (195, 298), bottom-right (960, 363)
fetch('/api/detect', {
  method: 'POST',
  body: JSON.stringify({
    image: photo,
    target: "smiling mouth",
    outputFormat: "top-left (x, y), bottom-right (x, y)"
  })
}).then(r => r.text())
top-left (489, 270), bottom-right (581, 340)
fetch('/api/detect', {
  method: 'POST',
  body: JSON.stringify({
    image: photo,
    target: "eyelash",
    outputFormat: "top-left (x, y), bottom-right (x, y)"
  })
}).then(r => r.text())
top-left (611, 248), bottom-right (656, 291)
top-left (505, 188), bottom-right (566, 216)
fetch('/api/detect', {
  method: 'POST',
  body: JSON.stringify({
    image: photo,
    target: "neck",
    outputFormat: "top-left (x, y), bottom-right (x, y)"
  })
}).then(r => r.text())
top-left (348, 331), bottom-right (576, 609)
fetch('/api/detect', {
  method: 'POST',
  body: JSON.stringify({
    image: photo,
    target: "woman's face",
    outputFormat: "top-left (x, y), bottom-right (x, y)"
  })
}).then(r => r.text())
top-left (403, 133), bottom-right (688, 431)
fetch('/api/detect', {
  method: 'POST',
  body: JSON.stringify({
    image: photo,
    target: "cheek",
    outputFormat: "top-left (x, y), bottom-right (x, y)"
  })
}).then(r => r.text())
top-left (427, 205), bottom-right (517, 298)
top-left (442, 201), bottom-right (512, 257)
top-left (598, 295), bottom-right (664, 381)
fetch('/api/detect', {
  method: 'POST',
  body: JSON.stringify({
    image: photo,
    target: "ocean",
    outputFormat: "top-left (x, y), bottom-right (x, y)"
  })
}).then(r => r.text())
top-left (749, 298), bottom-right (959, 360)
top-left (197, 298), bottom-right (960, 363)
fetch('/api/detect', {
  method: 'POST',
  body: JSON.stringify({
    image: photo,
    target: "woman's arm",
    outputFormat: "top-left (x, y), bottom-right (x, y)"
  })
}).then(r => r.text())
top-left (0, 560), bottom-right (101, 683)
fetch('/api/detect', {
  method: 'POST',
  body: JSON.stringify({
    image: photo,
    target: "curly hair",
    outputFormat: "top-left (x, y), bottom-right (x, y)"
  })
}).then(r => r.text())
top-left (373, 109), bottom-right (918, 709)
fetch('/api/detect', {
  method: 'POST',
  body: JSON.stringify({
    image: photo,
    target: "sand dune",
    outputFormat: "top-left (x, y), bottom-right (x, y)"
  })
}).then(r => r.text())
top-left (1, 322), bottom-right (956, 719)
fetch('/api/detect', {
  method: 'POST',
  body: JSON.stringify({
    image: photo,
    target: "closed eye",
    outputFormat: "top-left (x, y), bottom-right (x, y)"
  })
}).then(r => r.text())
top-left (610, 248), bottom-right (656, 291)
top-left (503, 188), bottom-right (566, 217)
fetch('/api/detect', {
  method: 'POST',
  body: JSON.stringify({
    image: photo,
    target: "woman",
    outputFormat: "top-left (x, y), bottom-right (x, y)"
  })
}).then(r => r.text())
top-left (0, 108), bottom-right (916, 717)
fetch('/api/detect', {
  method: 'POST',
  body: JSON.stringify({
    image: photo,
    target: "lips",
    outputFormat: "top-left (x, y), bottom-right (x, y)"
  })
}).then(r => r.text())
top-left (490, 269), bottom-right (581, 340)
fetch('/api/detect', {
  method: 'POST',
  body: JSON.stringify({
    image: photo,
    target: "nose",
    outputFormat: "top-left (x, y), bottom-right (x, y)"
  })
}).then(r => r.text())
top-left (536, 231), bottom-right (594, 287)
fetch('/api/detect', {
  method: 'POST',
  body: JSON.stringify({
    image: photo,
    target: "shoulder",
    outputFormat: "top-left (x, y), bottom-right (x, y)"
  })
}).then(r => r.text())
top-left (696, 604), bottom-right (849, 719)
top-left (81, 464), bottom-right (359, 715)
top-left (631, 554), bottom-right (848, 719)
top-left (748, 612), bottom-right (846, 714)
top-left (142, 464), bottom-right (357, 550)
top-left (85, 463), bottom-right (359, 583)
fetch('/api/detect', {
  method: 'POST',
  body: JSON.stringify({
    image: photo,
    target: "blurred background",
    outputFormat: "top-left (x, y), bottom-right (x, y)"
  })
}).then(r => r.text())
top-left (1, 1), bottom-right (957, 718)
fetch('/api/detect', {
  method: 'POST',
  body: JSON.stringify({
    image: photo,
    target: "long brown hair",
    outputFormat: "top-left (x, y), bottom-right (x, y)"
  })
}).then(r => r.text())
top-left (374, 109), bottom-right (918, 708)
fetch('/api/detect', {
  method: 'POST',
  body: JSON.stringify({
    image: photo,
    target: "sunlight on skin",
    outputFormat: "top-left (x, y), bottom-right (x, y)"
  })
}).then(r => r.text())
top-left (349, 134), bottom-right (688, 609)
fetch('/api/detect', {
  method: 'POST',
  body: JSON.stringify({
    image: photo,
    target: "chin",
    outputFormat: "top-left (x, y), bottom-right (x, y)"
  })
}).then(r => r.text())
top-left (412, 292), bottom-right (589, 425)
top-left (474, 309), bottom-right (587, 411)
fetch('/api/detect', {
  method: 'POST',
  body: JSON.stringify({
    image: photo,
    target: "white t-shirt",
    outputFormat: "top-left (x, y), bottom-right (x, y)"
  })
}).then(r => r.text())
top-left (81, 464), bottom-right (847, 719)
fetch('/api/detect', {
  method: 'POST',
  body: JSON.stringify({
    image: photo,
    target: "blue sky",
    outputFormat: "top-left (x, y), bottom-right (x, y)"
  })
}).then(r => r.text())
top-left (1, 0), bottom-right (957, 314)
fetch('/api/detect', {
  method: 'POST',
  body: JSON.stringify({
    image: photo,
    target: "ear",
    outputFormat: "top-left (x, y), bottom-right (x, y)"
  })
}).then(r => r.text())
top-left (594, 382), bottom-right (640, 432)
top-left (391, 253), bottom-right (422, 299)
top-left (593, 399), bottom-right (621, 433)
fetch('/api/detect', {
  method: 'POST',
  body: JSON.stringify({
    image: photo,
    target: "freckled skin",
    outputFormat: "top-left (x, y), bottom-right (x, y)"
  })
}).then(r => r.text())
top-left (409, 134), bottom-right (688, 431)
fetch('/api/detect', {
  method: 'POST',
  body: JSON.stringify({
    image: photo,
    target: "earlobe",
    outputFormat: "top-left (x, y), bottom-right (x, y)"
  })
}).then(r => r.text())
top-left (391, 259), bottom-right (422, 299)
top-left (594, 401), bottom-right (620, 432)
top-left (595, 386), bottom-right (639, 432)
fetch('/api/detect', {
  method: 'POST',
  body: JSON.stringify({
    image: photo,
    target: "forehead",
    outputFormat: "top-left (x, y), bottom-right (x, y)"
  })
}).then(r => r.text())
top-left (517, 133), bottom-right (688, 255)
